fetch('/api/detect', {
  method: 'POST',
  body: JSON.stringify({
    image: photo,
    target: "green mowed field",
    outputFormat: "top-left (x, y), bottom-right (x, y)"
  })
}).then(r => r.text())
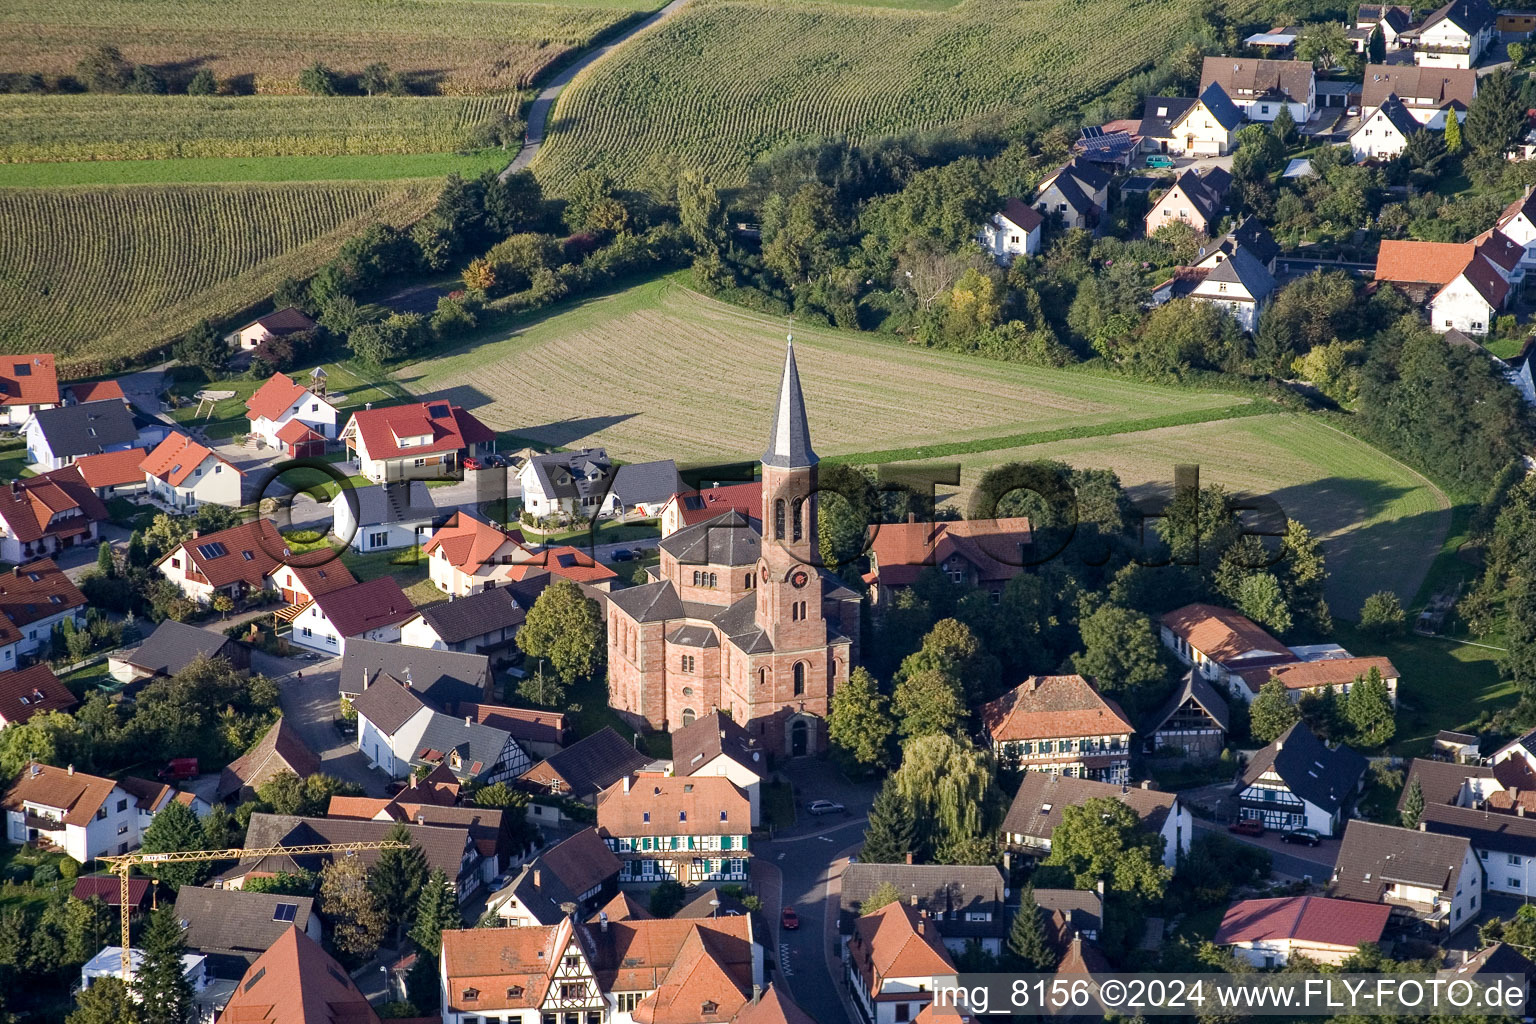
top-left (917, 414), bottom-right (1452, 616)
top-left (0, 181), bottom-right (435, 367)
top-left (0, 94), bottom-right (522, 164)
top-left (0, 0), bottom-right (658, 96)
top-left (0, 150), bottom-right (511, 188)
top-left (533, 0), bottom-right (1259, 190)
top-left (394, 276), bottom-right (1252, 461)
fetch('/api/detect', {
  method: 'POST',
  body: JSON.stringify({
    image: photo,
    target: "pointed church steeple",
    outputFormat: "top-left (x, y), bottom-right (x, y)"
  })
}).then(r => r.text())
top-left (763, 338), bottom-right (817, 470)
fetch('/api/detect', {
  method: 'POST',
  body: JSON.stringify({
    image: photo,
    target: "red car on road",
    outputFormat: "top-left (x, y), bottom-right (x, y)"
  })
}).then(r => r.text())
top-left (1228, 818), bottom-right (1265, 837)
top-left (781, 906), bottom-right (799, 930)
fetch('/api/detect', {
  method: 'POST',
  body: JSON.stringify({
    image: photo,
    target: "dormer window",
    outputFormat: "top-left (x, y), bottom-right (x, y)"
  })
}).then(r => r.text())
top-left (463, 988), bottom-right (480, 1001)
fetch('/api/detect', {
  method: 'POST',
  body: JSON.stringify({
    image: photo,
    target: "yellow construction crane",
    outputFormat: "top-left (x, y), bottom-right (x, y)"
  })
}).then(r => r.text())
top-left (98, 840), bottom-right (407, 982)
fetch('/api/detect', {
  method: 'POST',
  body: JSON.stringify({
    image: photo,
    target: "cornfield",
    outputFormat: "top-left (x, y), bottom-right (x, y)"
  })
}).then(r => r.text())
top-left (0, 182), bottom-right (435, 366)
top-left (534, 0), bottom-right (1233, 190)
top-left (0, 95), bottom-right (522, 163)
top-left (0, 0), bottom-right (656, 94)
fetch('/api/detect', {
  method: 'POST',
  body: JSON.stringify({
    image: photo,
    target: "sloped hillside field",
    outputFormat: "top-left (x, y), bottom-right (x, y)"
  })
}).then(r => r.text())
top-left (534, 0), bottom-right (1211, 190)
top-left (0, 182), bottom-right (434, 366)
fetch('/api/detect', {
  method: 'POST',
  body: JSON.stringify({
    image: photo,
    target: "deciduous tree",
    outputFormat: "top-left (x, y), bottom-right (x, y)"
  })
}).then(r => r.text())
top-left (1249, 677), bottom-right (1301, 743)
top-left (860, 881), bottom-right (905, 914)
top-left (139, 800), bottom-right (208, 890)
top-left (516, 578), bottom-right (604, 685)
top-left (1072, 602), bottom-right (1165, 704)
top-left (1358, 591), bottom-right (1406, 638)
top-left (68, 977), bottom-right (142, 1024)
top-left (1041, 797), bottom-right (1171, 902)
top-left (320, 855), bottom-right (385, 960)
top-left (828, 667), bottom-right (894, 770)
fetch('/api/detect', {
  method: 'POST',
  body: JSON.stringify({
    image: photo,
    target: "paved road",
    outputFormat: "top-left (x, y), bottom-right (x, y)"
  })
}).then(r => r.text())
top-left (1192, 819), bottom-right (1337, 882)
top-left (254, 652), bottom-right (393, 797)
top-left (501, 0), bottom-right (692, 179)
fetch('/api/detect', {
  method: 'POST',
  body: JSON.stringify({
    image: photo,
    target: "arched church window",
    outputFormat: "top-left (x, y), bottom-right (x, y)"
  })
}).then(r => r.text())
top-left (791, 497), bottom-right (803, 542)
top-left (774, 499), bottom-right (785, 540)
top-left (793, 662), bottom-right (805, 696)
top-left (758, 668), bottom-right (767, 688)
top-left (709, 573), bottom-right (718, 588)
top-left (682, 709), bottom-right (696, 727)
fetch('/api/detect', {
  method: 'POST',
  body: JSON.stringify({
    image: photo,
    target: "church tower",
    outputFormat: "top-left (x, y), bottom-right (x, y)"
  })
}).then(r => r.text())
top-left (755, 340), bottom-right (824, 644)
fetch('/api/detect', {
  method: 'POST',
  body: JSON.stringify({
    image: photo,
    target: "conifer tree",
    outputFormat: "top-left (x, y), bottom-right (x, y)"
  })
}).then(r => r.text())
top-left (1008, 886), bottom-right (1055, 971)
top-left (136, 905), bottom-right (193, 1024)
top-left (1401, 777), bottom-right (1425, 829)
top-left (861, 781), bottom-right (917, 863)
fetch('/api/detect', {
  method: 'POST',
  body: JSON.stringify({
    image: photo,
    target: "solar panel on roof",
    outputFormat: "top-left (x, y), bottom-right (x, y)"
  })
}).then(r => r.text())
top-left (273, 902), bottom-right (298, 922)
top-left (196, 542), bottom-right (228, 559)
top-left (1082, 125), bottom-right (1104, 138)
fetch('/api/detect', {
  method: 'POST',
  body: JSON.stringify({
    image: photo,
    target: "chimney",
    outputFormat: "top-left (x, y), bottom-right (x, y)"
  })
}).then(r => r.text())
top-left (1274, 738), bottom-right (1284, 752)
top-left (917, 917), bottom-right (925, 935)
top-left (191, 530), bottom-right (199, 539)
top-left (534, 869), bottom-right (542, 887)
top-left (408, 774), bottom-right (417, 789)
top-left (752, 986), bottom-right (761, 1005)
top-left (1519, 804), bottom-right (1527, 818)
top-left (907, 512), bottom-right (916, 524)
top-left (910, 895), bottom-right (919, 906)
top-left (1141, 780), bottom-right (1151, 790)
top-left (67, 764), bottom-right (74, 776)
top-left (1419, 821), bottom-right (1428, 831)
top-left (905, 852), bottom-right (914, 865)
top-left (600, 910), bottom-right (609, 932)
top-left (365, 403), bottom-right (373, 411)
top-left (1095, 879), bottom-right (1105, 898)
top-left (416, 812), bottom-right (425, 825)
top-left (7, 481), bottom-right (16, 495)
top-left (623, 776), bottom-right (631, 794)
top-left (362, 668), bottom-right (370, 691)
top-left (465, 716), bottom-right (472, 727)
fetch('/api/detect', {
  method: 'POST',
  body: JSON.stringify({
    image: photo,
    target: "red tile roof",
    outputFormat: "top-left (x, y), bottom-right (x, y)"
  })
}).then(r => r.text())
top-left (1235, 655), bottom-right (1401, 694)
top-left (220, 925), bottom-right (380, 1024)
top-left (161, 519), bottom-right (354, 597)
top-left (1475, 229), bottom-right (1524, 272)
top-left (981, 674), bottom-right (1133, 742)
top-left (866, 517), bottom-right (1033, 588)
top-left (0, 663), bottom-right (75, 725)
top-left (73, 875), bottom-right (152, 908)
top-left (65, 381), bottom-right (125, 404)
top-left (632, 925), bottom-right (750, 1024)
top-left (849, 902), bottom-right (955, 996)
top-left (310, 576), bottom-right (415, 637)
top-left (141, 432), bottom-right (240, 487)
top-left (1214, 895), bottom-right (1390, 947)
top-left (666, 483), bottom-right (762, 531)
top-left (245, 372), bottom-right (319, 424)
top-left (347, 401), bottom-right (494, 461)
top-left (0, 466), bottom-right (107, 544)
top-left (276, 419), bottom-right (325, 446)
top-left (1161, 603), bottom-right (1289, 666)
top-left (1, 763), bottom-right (119, 826)
top-left (73, 447), bottom-right (150, 489)
top-left (0, 355), bottom-right (59, 408)
top-left (0, 558), bottom-right (85, 629)
top-left (509, 546), bottom-right (618, 585)
top-left (597, 774), bottom-right (749, 837)
top-left (1376, 239), bottom-right (1477, 287)
top-left (1448, 251), bottom-right (1510, 309)
top-left (424, 511), bottom-right (526, 569)
top-left (458, 702), bottom-right (568, 747)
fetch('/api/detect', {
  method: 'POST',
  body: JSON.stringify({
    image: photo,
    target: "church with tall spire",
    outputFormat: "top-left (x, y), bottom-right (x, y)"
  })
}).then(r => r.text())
top-left (604, 342), bottom-right (861, 756)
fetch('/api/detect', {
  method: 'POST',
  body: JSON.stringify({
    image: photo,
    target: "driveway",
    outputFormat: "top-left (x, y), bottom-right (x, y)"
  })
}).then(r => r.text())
top-left (502, 0), bottom-right (693, 177)
top-left (1193, 818), bottom-right (1338, 882)
top-left (255, 653), bottom-right (393, 797)
top-left (119, 364), bottom-right (173, 424)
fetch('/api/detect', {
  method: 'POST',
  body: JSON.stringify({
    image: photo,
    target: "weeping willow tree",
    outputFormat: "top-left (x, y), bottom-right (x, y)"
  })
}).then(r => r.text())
top-left (892, 733), bottom-right (1002, 864)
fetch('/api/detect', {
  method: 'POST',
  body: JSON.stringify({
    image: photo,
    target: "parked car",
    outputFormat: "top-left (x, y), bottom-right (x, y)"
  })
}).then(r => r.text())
top-left (1228, 818), bottom-right (1265, 837)
top-left (463, 457), bottom-right (482, 471)
top-left (1281, 827), bottom-right (1322, 846)
top-left (333, 718), bottom-right (357, 739)
top-left (781, 906), bottom-right (799, 930)
top-left (1146, 154), bottom-right (1175, 168)
top-left (157, 757), bottom-right (199, 782)
top-left (807, 800), bottom-right (845, 816)
top-left (610, 548), bottom-right (636, 562)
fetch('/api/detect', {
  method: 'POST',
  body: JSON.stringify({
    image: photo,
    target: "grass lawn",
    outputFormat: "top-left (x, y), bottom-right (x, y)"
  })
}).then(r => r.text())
top-left (60, 660), bottom-right (111, 699)
top-left (341, 546), bottom-right (428, 582)
top-left (0, 442), bottom-right (32, 482)
top-left (525, 519), bottom-right (661, 546)
top-left (169, 357), bottom-right (408, 446)
top-left (1330, 622), bottom-right (1515, 756)
top-left (106, 497), bottom-right (157, 530)
top-left (0, 844), bottom-right (71, 913)
top-left (403, 577), bottom-right (449, 608)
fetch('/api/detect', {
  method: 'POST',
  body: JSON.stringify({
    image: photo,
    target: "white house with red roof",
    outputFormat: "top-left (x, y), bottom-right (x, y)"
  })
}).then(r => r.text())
top-left (0, 663), bottom-right (75, 728)
top-left (1496, 186), bottom-right (1536, 270)
top-left (1376, 231), bottom-right (1524, 335)
top-left (979, 198), bottom-right (1044, 264)
top-left (597, 772), bottom-right (752, 885)
top-left (0, 355), bottom-right (59, 428)
top-left (244, 371), bottom-right (339, 450)
top-left (156, 518), bottom-right (356, 607)
top-left (0, 559), bottom-right (87, 663)
top-left (224, 307), bottom-right (317, 352)
top-left (0, 466), bottom-right (107, 565)
top-left (61, 381), bottom-right (127, 407)
top-left (1215, 895), bottom-right (1390, 967)
top-left (3, 762), bottom-right (146, 862)
top-left (659, 483), bottom-right (760, 538)
top-left (342, 400), bottom-right (495, 484)
top-left (425, 511), bottom-right (531, 596)
top-left (71, 448), bottom-right (148, 498)
top-left (980, 674), bottom-right (1133, 783)
top-left (845, 902), bottom-right (959, 1024)
top-left (863, 517), bottom-right (1032, 607)
top-left (286, 576), bottom-right (416, 655)
top-left (140, 432), bottom-right (243, 509)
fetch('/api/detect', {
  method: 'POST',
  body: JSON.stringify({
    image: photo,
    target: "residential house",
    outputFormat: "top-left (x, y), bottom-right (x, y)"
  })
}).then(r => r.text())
top-left (1410, 0), bottom-right (1497, 67)
top-left (3, 762), bottom-right (146, 862)
top-left (156, 518), bottom-right (356, 606)
top-left (1233, 722), bottom-right (1367, 836)
top-left (232, 811), bottom-right (487, 900)
top-left (331, 479), bottom-right (441, 553)
top-left (0, 558), bottom-right (86, 662)
top-left (79, 946), bottom-right (207, 1000)
top-left (1330, 819), bottom-right (1483, 932)
top-left (484, 827), bottom-right (622, 926)
top-left (838, 864), bottom-right (1008, 958)
top-left (1000, 773), bottom-right (1190, 869)
top-left (1419, 802), bottom-right (1536, 895)
top-left (285, 574), bottom-right (415, 655)
top-left (140, 432), bottom-right (243, 509)
top-left (597, 772), bottom-right (751, 885)
top-left (71, 447), bottom-right (149, 498)
top-left (1444, 943), bottom-right (1536, 1008)
top-left (1200, 56), bottom-right (1316, 122)
top-left (341, 399), bottom-right (495, 483)
top-left (1214, 216), bottom-right (1283, 272)
top-left (1034, 159), bottom-right (1111, 231)
top-left (609, 461), bottom-right (686, 518)
top-left (862, 516), bottom-right (1032, 608)
top-left (1496, 186), bottom-right (1536, 270)
top-left (174, 888), bottom-right (320, 979)
top-left (1357, 4), bottom-right (1417, 50)
top-left (1233, 650), bottom-right (1401, 705)
top-left (424, 510), bottom-right (530, 595)
top-left (1167, 83), bottom-right (1244, 156)
top-left (979, 198), bottom-right (1045, 264)
top-left (108, 619), bottom-right (249, 684)
top-left (399, 583), bottom-right (530, 656)
top-left (1413, 232), bottom-right (1526, 335)
top-left (350, 672), bottom-right (530, 784)
top-left (1351, 93), bottom-right (1422, 159)
top-left (0, 354), bottom-right (58, 428)
top-left (457, 702), bottom-right (571, 759)
top-left (73, 875), bottom-right (151, 913)
top-left (216, 717), bottom-right (322, 803)
top-left (1072, 124), bottom-right (1139, 168)
top-left (61, 381), bottom-right (126, 407)
top-left (328, 793), bottom-right (519, 876)
top-left (981, 674), bottom-right (1134, 782)
top-left (1435, 730), bottom-right (1482, 762)
top-left (218, 925), bottom-right (379, 1024)
top-left (1185, 242), bottom-right (1277, 332)
top-left (0, 663), bottom-right (75, 728)
top-left (1399, 757), bottom-right (1499, 813)
top-left (1137, 96), bottom-right (1197, 154)
top-left (845, 901), bottom-right (959, 1024)
top-left (1033, 889), bottom-right (1104, 951)
top-left (519, 448), bottom-right (683, 519)
top-left (0, 466), bottom-right (106, 564)
top-left (1145, 166), bottom-right (1232, 237)
top-left (244, 371), bottom-right (339, 450)
top-left (659, 483), bottom-right (760, 538)
top-left (1362, 63), bottom-right (1476, 127)
top-left (671, 710), bottom-right (768, 827)
top-left (225, 307), bottom-right (318, 351)
top-left (25, 399), bottom-right (138, 471)
top-left (338, 637), bottom-right (492, 703)
top-left (1214, 896), bottom-right (1391, 967)
top-left (1141, 670), bottom-right (1230, 757)
top-left (1160, 602), bottom-right (1294, 698)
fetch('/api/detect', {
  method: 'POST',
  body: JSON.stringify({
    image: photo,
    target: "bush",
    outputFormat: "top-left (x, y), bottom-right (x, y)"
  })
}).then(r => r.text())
top-left (648, 879), bottom-right (686, 918)
top-left (298, 62), bottom-right (340, 96)
top-left (1359, 591), bottom-right (1407, 638)
top-left (58, 858), bottom-right (79, 881)
top-left (187, 69), bottom-right (217, 96)
top-left (32, 862), bottom-right (59, 885)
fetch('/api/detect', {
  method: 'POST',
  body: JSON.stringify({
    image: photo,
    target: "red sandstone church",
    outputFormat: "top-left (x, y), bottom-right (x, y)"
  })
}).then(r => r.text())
top-left (605, 343), bottom-right (861, 756)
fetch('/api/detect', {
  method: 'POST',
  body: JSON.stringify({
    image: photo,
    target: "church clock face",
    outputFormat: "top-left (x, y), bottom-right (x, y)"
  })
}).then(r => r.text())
top-left (790, 569), bottom-right (809, 589)
top-left (758, 560), bottom-right (770, 583)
